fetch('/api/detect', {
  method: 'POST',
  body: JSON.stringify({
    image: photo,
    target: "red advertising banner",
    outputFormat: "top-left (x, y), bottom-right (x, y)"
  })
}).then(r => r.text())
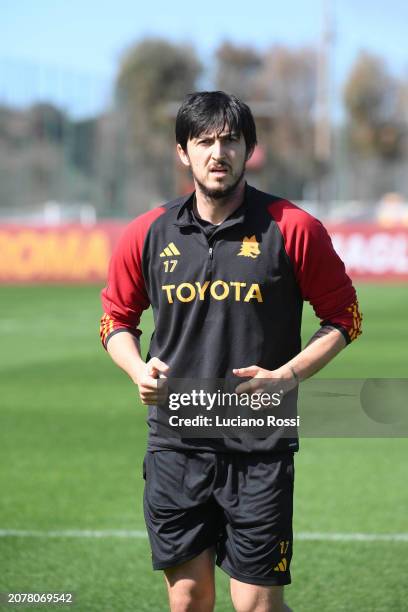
top-left (0, 223), bottom-right (125, 283)
top-left (0, 222), bottom-right (407, 283)
top-left (327, 224), bottom-right (408, 282)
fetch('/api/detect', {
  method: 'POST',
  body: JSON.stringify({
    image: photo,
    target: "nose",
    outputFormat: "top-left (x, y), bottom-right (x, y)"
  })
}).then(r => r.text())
top-left (211, 138), bottom-right (226, 160)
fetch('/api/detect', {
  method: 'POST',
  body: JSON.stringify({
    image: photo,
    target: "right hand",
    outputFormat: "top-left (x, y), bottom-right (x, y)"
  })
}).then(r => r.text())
top-left (136, 357), bottom-right (169, 405)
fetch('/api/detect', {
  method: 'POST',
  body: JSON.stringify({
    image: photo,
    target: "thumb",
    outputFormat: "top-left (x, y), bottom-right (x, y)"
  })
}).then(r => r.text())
top-left (233, 365), bottom-right (259, 378)
top-left (147, 357), bottom-right (170, 378)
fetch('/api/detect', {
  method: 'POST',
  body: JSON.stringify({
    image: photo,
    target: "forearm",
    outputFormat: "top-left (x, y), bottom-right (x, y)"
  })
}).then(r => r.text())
top-left (285, 325), bottom-right (346, 382)
top-left (106, 331), bottom-right (145, 384)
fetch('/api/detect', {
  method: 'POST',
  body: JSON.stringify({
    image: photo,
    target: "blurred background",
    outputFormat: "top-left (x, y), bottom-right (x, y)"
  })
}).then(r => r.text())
top-left (3, 0), bottom-right (408, 215)
top-left (1, 2), bottom-right (407, 611)
top-left (1, 0), bottom-right (408, 282)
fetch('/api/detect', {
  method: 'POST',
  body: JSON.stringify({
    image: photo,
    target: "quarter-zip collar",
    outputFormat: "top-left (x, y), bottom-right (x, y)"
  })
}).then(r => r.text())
top-left (174, 183), bottom-right (249, 233)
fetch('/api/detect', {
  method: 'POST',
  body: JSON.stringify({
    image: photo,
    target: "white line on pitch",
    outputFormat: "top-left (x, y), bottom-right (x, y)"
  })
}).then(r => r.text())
top-left (0, 529), bottom-right (147, 538)
top-left (0, 529), bottom-right (407, 542)
top-left (296, 532), bottom-right (408, 542)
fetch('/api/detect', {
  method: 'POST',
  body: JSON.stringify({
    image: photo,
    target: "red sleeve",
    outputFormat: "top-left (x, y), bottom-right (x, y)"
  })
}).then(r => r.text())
top-left (100, 207), bottom-right (165, 349)
top-left (268, 199), bottom-right (362, 344)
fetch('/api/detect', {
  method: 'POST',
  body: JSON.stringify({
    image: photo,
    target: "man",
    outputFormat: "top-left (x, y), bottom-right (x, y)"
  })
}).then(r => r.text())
top-left (100, 91), bottom-right (362, 612)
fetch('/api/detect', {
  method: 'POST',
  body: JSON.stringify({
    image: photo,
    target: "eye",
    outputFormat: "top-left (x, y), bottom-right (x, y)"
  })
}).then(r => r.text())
top-left (221, 133), bottom-right (239, 143)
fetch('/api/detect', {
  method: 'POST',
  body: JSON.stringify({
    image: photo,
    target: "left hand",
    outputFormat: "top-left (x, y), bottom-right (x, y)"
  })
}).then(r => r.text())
top-left (233, 365), bottom-right (297, 395)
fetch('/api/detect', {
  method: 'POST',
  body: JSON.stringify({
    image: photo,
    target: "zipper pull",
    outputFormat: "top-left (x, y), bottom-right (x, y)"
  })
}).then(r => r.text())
top-left (209, 247), bottom-right (213, 259)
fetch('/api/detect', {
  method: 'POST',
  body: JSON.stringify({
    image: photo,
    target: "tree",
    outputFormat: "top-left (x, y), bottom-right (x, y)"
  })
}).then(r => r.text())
top-left (344, 52), bottom-right (404, 158)
top-left (114, 38), bottom-right (202, 212)
top-left (116, 38), bottom-right (201, 139)
top-left (27, 103), bottom-right (66, 142)
top-left (258, 45), bottom-right (317, 119)
top-left (256, 46), bottom-right (318, 199)
top-left (215, 42), bottom-right (263, 99)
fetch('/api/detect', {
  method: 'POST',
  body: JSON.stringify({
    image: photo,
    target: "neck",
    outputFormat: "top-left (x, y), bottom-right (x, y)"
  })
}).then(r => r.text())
top-left (194, 179), bottom-right (246, 225)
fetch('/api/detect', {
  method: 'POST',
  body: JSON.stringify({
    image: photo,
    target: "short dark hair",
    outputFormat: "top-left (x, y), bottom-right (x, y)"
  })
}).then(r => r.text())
top-left (175, 91), bottom-right (257, 154)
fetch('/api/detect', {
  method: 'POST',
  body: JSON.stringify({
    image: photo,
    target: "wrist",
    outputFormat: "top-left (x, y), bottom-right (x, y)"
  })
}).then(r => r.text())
top-left (287, 364), bottom-right (300, 385)
top-left (271, 366), bottom-right (294, 382)
top-left (130, 360), bottom-right (146, 385)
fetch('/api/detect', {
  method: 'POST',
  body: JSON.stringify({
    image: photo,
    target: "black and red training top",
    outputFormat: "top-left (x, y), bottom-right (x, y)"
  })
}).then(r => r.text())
top-left (100, 184), bottom-right (362, 453)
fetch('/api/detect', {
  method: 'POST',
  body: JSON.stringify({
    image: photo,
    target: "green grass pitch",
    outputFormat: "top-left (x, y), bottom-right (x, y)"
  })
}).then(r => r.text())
top-left (0, 284), bottom-right (407, 611)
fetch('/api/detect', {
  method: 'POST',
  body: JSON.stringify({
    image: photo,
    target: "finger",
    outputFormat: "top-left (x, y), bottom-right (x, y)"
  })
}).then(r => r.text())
top-left (148, 368), bottom-right (168, 380)
top-left (148, 358), bottom-right (170, 377)
top-left (139, 382), bottom-right (168, 397)
top-left (139, 392), bottom-right (163, 404)
top-left (139, 379), bottom-right (159, 391)
top-left (141, 377), bottom-right (168, 392)
top-left (235, 378), bottom-right (261, 395)
top-left (264, 378), bottom-right (285, 392)
top-left (233, 366), bottom-right (259, 378)
top-left (147, 366), bottom-right (160, 378)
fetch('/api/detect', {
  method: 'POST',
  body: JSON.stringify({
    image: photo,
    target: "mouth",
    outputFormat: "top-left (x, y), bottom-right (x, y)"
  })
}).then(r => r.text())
top-left (209, 165), bottom-right (229, 177)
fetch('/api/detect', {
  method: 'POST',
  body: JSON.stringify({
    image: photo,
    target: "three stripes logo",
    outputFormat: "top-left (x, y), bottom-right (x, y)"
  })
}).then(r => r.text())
top-left (274, 540), bottom-right (290, 572)
top-left (347, 300), bottom-right (363, 342)
top-left (100, 313), bottom-right (115, 348)
top-left (160, 242), bottom-right (180, 258)
top-left (160, 242), bottom-right (180, 273)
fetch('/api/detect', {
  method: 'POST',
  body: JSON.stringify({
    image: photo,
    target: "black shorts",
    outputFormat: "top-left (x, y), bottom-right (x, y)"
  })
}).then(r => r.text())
top-left (143, 450), bottom-right (294, 586)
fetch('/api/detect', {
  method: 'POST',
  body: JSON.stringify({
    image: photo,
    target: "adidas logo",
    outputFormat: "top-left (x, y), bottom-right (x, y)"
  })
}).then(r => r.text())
top-left (160, 242), bottom-right (180, 258)
top-left (273, 557), bottom-right (288, 572)
top-left (274, 540), bottom-right (289, 572)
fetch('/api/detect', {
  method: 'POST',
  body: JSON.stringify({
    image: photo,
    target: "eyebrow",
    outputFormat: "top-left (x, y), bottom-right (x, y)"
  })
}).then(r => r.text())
top-left (196, 131), bottom-right (240, 141)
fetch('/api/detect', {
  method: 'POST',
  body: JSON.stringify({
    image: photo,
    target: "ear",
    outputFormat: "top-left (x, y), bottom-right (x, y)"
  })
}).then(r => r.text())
top-left (177, 143), bottom-right (191, 168)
